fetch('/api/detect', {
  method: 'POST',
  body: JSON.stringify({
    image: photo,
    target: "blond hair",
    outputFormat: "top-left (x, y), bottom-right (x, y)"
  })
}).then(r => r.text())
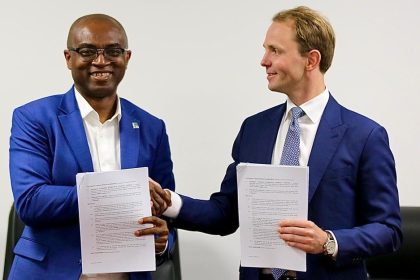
top-left (273, 6), bottom-right (335, 73)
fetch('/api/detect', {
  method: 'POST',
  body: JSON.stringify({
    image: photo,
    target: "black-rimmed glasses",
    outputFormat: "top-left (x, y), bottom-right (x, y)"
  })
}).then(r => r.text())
top-left (68, 47), bottom-right (129, 62)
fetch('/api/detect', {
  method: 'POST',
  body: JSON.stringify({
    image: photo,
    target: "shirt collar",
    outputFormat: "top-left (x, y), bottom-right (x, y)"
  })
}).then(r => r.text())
top-left (285, 88), bottom-right (329, 124)
top-left (74, 87), bottom-right (122, 122)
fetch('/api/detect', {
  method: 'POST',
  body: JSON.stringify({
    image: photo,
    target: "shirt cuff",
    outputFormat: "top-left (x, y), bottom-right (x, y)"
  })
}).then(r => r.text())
top-left (162, 190), bottom-right (182, 218)
top-left (156, 240), bottom-right (168, 256)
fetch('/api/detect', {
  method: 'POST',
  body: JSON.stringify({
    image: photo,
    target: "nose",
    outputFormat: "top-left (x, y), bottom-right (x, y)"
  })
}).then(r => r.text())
top-left (92, 49), bottom-right (109, 65)
top-left (260, 52), bottom-right (270, 67)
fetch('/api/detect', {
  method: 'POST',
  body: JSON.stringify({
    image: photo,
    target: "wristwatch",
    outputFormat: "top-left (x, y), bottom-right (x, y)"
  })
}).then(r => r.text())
top-left (323, 230), bottom-right (336, 256)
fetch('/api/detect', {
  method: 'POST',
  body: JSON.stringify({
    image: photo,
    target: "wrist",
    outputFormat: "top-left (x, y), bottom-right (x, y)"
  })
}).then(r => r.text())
top-left (322, 230), bottom-right (336, 257)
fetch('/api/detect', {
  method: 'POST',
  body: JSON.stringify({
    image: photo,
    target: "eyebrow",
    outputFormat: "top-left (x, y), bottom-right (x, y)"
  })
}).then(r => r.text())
top-left (74, 43), bottom-right (124, 48)
top-left (263, 43), bottom-right (280, 50)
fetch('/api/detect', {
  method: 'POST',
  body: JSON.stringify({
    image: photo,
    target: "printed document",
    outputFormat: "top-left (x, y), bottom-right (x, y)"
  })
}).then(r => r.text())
top-left (237, 163), bottom-right (308, 271)
top-left (77, 167), bottom-right (155, 274)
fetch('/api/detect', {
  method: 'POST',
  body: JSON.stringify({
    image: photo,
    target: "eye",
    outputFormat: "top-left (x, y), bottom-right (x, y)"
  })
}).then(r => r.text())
top-left (105, 48), bottom-right (124, 57)
top-left (78, 48), bottom-right (96, 57)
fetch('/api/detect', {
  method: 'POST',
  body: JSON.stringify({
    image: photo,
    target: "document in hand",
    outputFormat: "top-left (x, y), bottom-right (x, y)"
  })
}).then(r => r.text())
top-left (76, 167), bottom-right (155, 274)
top-left (237, 163), bottom-right (308, 271)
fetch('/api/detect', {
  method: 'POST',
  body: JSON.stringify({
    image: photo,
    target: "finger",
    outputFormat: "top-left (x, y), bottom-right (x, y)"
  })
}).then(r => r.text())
top-left (279, 225), bottom-right (312, 237)
top-left (149, 177), bottom-right (171, 204)
top-left (135, 227), bottom-right (165, 237)
top-left (149, 180), bottom-right (165, 206)
top-left (149, 179), bottom-right (172, 213)
top-left (155, 236), bottom-right (168, 243)
top-left (279, 219), bottom-right (310, 228)
top-left (286, 241), bottom-right (319, 254)
top-left (164, 189), bottom-right (172, 207)
top-left (137, 226), bottom-right (168, 236)
top-left (280, 233), bottom-right (312, 244)
top-left (140, 216), bottom-right (166, 227)
top-left (150, 191), bottom-right (164, 208)
top-left (151, 187), bottom-right (171, 207)
top-left (150, 201), bottom-right (157, 216)
top-left (135, 217), bottom-right (168, 236)
top-left (155, 241), bottom-right (167, 247)
top-left (151, 197), bottom-right (161, 214)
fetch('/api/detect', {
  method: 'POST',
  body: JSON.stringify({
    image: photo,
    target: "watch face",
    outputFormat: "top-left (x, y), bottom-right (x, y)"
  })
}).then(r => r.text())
top-left (326, 240), bottom-right (335, 254)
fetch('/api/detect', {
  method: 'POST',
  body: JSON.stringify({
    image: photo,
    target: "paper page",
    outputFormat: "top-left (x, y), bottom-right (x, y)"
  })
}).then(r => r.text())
top-left (237, 163), bottom-right (308, 271)
top-left (76, 167), bottom-right (155, 274)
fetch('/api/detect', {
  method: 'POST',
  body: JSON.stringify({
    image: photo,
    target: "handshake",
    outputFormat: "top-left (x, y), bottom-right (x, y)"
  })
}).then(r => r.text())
top-left (149, 178), bottom-right (172, 216)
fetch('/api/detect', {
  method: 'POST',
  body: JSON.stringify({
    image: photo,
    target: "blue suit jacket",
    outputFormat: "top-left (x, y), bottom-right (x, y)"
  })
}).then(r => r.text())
top-left (173, 94), bottom-right (402, 280)
top-left (9, 87), bottom-right (175, 280)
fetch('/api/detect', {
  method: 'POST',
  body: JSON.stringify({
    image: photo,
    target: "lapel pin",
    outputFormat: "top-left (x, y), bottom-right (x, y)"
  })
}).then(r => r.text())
top-left (132, 122), bottom-right (139, 129)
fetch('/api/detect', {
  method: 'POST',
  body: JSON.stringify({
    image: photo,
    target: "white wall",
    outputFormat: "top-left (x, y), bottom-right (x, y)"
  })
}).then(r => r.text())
top-left (1, 1), bottom-right (419, 279)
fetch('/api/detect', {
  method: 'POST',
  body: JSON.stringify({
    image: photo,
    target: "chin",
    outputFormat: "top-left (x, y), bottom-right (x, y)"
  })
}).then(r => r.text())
top-left (268, 84), bottom-right (281, 92)
top-left (89, 85), bottom-right (117, 96)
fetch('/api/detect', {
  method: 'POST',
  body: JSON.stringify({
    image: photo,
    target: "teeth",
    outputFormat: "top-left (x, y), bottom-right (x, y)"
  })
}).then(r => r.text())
top-left (92, 72), bottom-right (110, 77)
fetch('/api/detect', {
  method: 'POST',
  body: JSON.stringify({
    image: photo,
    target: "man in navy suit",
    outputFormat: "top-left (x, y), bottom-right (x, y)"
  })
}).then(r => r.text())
top-left (9, 14), bottom-right (174, 280)
top-left (156, 6), bottom-right (402, 280)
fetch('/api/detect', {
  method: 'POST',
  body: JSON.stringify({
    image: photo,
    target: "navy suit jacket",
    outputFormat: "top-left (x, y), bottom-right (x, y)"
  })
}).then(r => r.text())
top-left (172, 94), bottom-right (401, 280)
top-left (9, 87), bottom-right (175, 280)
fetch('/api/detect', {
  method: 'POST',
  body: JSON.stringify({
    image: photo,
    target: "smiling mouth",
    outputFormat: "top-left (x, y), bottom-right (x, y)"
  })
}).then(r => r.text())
top-left (267, 73), bottom-right (276, 79)
top-left (91, 72), bottom-right (112, 81)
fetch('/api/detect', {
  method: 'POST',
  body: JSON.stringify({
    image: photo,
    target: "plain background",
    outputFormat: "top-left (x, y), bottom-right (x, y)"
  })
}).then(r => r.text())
top-left (1, 1), bottom-right (419, 279)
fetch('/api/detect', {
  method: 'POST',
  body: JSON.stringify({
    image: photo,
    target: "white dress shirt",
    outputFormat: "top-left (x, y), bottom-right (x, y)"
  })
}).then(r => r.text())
top-left (271, 88), bottom-right (329, 166)
top-left (75, 90), bottom-right (128, 280)
top-left (75, 90), bottom-right (121, 172)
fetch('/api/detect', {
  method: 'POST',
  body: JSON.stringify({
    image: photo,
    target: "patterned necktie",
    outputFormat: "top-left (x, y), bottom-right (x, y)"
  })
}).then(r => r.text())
top-left (280, 107), bottom-right (304, 166)
top-left (272, 106), bottom-right (304, 280)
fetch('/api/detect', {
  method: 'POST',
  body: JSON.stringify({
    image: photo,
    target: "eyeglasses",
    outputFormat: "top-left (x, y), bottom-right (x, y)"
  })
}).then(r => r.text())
top-left (68, 47), bottom-right (129, 62)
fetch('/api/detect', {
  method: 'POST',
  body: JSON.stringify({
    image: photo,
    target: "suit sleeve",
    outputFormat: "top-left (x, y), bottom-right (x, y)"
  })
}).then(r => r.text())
top-left (149, 120), bottom-right (175, 192)
top-left (333, 126), bottom-right (402, 265)
top-left (9, 107), bottom-right (79, 227)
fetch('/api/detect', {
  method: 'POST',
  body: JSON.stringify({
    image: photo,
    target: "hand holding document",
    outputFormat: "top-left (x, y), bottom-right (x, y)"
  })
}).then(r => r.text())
top-left (77, 167), bottom-right (155, 274)
top-left (237, 163), bottom-right (308, 271)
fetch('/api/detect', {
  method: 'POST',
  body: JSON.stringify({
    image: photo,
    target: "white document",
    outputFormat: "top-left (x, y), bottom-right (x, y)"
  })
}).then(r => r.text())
top-left (76, 167), bottom-right (155, 274)
top-left (237, 163), bottom-right (309, 271)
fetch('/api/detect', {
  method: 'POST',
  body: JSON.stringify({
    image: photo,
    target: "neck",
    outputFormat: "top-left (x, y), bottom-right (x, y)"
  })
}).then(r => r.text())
top-left (287, 74), bottom-right (326, 106)
top-left (85, 95), bottom-right (118, 123)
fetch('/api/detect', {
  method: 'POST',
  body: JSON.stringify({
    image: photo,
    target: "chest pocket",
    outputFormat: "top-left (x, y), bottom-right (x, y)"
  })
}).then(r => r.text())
top-left (14, 237), bottom-right (48, 262)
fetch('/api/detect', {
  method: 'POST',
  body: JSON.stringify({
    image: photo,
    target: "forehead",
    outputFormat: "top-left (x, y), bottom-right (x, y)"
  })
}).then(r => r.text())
top-left (264, 20), bottom-right (297, 46)
top-left (70, 20), bottom-right (127, 47)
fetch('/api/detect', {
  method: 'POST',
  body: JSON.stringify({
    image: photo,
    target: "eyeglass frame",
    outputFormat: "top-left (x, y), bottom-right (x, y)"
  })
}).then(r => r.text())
top-left (68, 47), bottom-right (130, 62)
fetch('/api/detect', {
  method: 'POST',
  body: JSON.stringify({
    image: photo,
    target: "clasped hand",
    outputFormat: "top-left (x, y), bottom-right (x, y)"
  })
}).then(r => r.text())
top-left (134, 178), bottom-right (171, 254)
top-left (149, 178), bottom-right (172, 216)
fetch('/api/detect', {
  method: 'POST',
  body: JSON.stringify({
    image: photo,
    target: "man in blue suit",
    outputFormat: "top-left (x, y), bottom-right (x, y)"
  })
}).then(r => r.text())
top-left (156, 6), bottom-right (402, 280)
top-left (9, 14), bottom-right (174, 280)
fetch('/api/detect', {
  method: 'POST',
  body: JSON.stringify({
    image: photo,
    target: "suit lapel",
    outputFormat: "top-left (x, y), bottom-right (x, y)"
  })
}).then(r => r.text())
top-left (307, 95), bottom-right (347, 202)
top-left (260, 104), bottom-right (286, 164)
top-left (58, 87), bottom-right (93, 172)
top-left (119, 100), bottom-right (140, 169)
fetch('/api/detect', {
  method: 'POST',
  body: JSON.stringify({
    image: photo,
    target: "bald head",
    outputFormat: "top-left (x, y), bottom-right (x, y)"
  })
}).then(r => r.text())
top-left (66, 14), bottom-right (128, 48)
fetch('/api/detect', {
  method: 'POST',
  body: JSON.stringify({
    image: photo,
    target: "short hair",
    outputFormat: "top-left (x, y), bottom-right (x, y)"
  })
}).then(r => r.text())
top-left (66, 14), bottom-right (128, 48)
top-left (273, 6), bottom-right (335, 73)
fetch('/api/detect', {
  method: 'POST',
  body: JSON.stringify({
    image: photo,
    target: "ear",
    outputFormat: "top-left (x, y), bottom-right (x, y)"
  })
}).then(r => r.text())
top-left (125, 50), bottom-right (132, 68)
top-left (64, 50), bottom-right (72, 70)
top-left (305, 49), bottom-right (321, 71)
